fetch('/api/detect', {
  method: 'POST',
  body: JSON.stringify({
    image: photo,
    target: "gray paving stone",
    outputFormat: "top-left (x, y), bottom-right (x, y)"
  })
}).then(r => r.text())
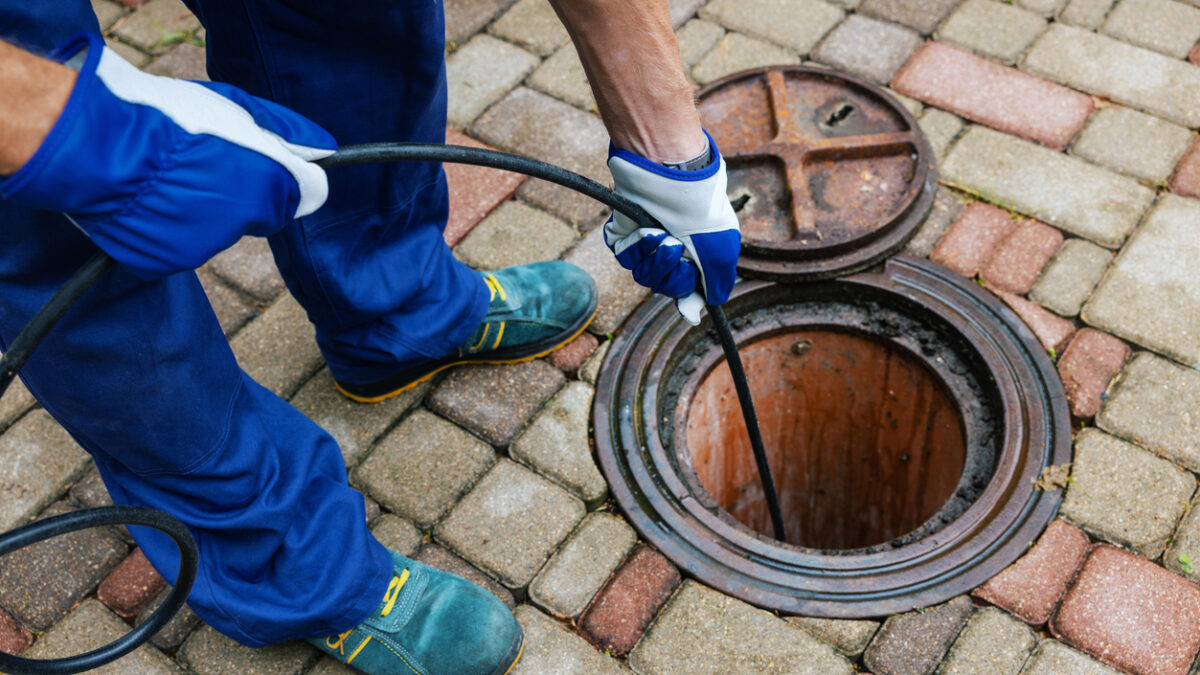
top-left (0, 376), bottom-right (35, 431)
top-left (1018, 0), bottom-right (1069, 16)
top-left (444, 0), bottom-right (513, 45)
top-left (510, 382), bottom-right (605, 504)
top-left (178, 625), bottom-right (317, 675)
top-left (512, 605), bottom-right (630, 674)
top-left (1059, 0), bottom-right (1118, 27)
top-left (630, 580), bottom-right (853, 674)
top-left (859, 0), bottom-right (963, 33)
top-left (414, 543), bottom-right (516, 609)
top-left (289, 368), bottom-right (428, 469)
top-left (355, 409), bottom-right (494, 529)
top-left (369, 513), bottom-right (423, 558)
top-left (307, 657), bottom-right (356, 675)
top-left (435, 458), bottom-right (585, 589)
top-left (1029, 238), bottom-right (1113, 317)
top-left (936, 0), bottom-right (1048, 64)
top-left (1101, 0), bottom-right (1200, 58)
top-left (488, 0), bottom-right (568, 56)
top-left (906, 186), bottom-right (966, 257)
top-left (528, 44), bottom-right (595, 111)
top-left (1022, 639), bottom-right (1121, 674)
top-left (1071, 106), bottom-right (1193, 183)
top-left (112, 0), bottom-right (200, 53)
top-left (889, 88), bottom-right (925, 116)
top-left (919, 108), bottom-right (966, 163)
top-left (564, 227), bottom-right (650, 336)
top-left (811, 14), bottom-right (923, 84)
top-left (941, 126), bottom-right (1155, 249)
top-left (1097, 352), bottom-right (1200, 472)
top-left (69, 465), bottom-right (113, 509)
top-left (230, 293), bottom-right (323, 399)
top-left (578, 339), bottom-right (611, 386)
top-left (1061, 428), bottom-right (1194, 558)
top-left (0, 410), bottom-right (90, 531)
top-left (137, 584), bottom-right (202, 651)
top-left (1023, 24), bottom-right (1200, 128)
top-left (786, 617), bottom-right (880, 659)
top-left (428, 359), bottom-right (566, 446)
top-left (198, 269), bottom-right (256, 337)
top-left (144, 43), bottom-right (209, 80)
top-left (692, 32), bottom-right (801, 85)
top-left (455, 201), bottom-right (578, 270)
top-left (936, 607), bottom-right (1037, 675)
top-left (700, 0), bottom-right (843, 54)
top-left (1082, 195), bottom-right (1200, 365)
top-left (93, 0), bottom-right (126, 32)
top-left (528, 512), bottom-right (637, 618)
top-left (447, 34), bottom-right (540, 129)
top-left (106, 37), bottom-right (150, 68)
top-left (1165, 491), bottom-right (1200, 582)
top-left (677, 19), bottom-right (726, 71)
top-left (670, 0), bottom-right (707, 26)
top-left (862, 596), bottom-right (973, 675)
top-left (26, 599), bottom-right (180, 674)
top-left (207, 236), bottom-right (284, 303)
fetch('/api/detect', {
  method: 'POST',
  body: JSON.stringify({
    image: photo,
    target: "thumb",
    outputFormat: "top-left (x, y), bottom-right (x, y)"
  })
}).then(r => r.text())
top-left (676, 292), bottom-right (705, 326)
top-left (193, 81), bottom-right (337, 158)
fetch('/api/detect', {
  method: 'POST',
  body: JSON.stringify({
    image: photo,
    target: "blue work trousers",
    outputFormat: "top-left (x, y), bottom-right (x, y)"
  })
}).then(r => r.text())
top-left (0, 0), bottom-right (489, 647)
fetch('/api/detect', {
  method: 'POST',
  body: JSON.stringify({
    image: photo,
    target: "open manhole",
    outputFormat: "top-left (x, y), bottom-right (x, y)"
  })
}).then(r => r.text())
top-left (593, 67), bottom-right (1070, 618)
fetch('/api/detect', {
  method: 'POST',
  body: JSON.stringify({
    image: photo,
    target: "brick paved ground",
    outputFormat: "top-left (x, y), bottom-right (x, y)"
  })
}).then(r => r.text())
top-left (5, 0), bottom-right (1200, 672)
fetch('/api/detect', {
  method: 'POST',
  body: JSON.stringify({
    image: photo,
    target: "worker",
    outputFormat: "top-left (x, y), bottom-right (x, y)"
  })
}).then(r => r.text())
top-left (0, 1), bottom-right (739, 673)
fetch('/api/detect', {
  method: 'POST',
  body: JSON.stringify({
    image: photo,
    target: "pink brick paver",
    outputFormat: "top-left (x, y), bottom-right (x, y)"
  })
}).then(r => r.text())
top-left (546, 332), bottom-right (598, 377)
top-left (444, 129), bottom-right (526, 247)
top-left (931, 203), bottom-right (1019, 277)
top-left (972, 519), bottom-right (1090, 626)
top-left (96, 548), bottom-right (167, 621)
top-left (1051, 545), bottom-right (1200, 675)
top-left (981, 220), bottom-right (1064, 295)
top-left (1190, 41), bottom-right (1200, 67)
top-left (892, 42), bottom-right (1093, 150)
top-left (0, 606), bottom-right (32, 656)
top-left (578, 545), bottom-right (681, 657)
top-left (990, 286), bottom-right (1077, 353)
top-left (1168, 137), bottom-right (1200, 200)
top-left (1056, 329), bottom-right (1131, 419)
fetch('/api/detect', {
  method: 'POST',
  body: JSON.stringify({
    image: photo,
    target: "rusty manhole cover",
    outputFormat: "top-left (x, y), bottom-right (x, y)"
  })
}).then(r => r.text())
top-left (699, 66), bottom-right (936, 281)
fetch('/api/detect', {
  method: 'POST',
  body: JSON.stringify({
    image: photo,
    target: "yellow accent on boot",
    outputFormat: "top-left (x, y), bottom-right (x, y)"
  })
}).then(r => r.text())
top-left (381, 569), bottom-right (409, 617)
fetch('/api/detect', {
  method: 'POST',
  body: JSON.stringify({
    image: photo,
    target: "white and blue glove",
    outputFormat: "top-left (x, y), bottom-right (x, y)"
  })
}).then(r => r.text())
top-left (604, 131), bottom-right (741, 325)
top-left (0, 32), bottom-right (335, 279)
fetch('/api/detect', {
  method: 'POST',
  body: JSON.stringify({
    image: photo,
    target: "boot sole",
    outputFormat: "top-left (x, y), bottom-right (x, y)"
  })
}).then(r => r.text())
top-left (492, 628), bottom-right (525, 675)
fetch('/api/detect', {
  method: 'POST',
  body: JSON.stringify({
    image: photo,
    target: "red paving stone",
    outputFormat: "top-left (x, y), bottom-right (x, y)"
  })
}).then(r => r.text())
top-left (1191, 41), bottom-right (1200, 67)
top-left (973, 519), bottom-right (1090, 626)
top-left (981, 220), bottom-right (1064, 295)
top-left (990, 286), bottom-right (1077, 353)
top-left (1057, 329), bottom-right (1131, 420)
top-left (1168, 137), bottom-right (1200, 200)
top-left (546, 332), bottom-right (599, 377)
top-left (0, 606), bottom-right (31, 656)
top-left (444, 129), bottom-right (526, 247)
top-left (931, 203), bottom-right (1019, 278)
top-left (97, 548), bottom-right (167, 621)
top-left (1051, 545), bottom-right (1200, 675)
top-left (892, 42), bottom-right (1093, 150)
top-left (577, 545), bottom-right (681, 657)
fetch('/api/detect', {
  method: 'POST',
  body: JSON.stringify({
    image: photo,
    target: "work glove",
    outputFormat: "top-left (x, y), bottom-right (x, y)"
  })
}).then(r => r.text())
top-left (604, 131), bottom-right (741, 325)
top-left (0, 32), bottom-right (335, 279)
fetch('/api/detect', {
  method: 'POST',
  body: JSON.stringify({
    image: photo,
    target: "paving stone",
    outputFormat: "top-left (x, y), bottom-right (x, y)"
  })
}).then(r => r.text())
top-left (1061, 428), bottom-right (1194, 558)
top-left (510, 382), bottom-right (604, 504)
top-left (669, 0), bottom-right (707, 26)
top-left (197, 269), bottom-right (256, 337)
top-left (112, 0), bottom-right (200, 53)
top-left (1102, 0), bottom-right (1200, 58)
top-left (1056, 329), bottom-right (1131, 419)
top-left (981, 219), bottom-right (1064, 294)
top-left (1082, 195), bottom-right (1200, 365)
top-left (355, 409), bottom-right (494, 529)
top-left (1024, 24), bottom-right (1200, 128)
top-left (93, 0), bottom-right (126, 31)
top-left (936, 607), bottom-right (1037, 675)
top-left (1052, 544), bottom-right (1200, 675)
top-left (414, 543), bottom-right (516, 609)
top-left (936, 0), bottom-right (1048, 64)
top-left (699, 0), bottom-right (842, 53)
top-left (0, 410), bottom-right (91, 532)
top-left (629, 580), bottom-right (853, 674)
top-left (941, 126), bottom-right (1154, 249)
top-left (106, 36), bottom-right (150, 68)
top-left (428, 359), bottom-right (565, 446)
top-left (137, 584), bottom-right (202, 651)
top-left (69, 465), bottom-right (113, 509)
top-left (0, 376), bottom-right (35, 431)
top-left (564, 227), bottom-right (650, 335)
top-left (1029, 238), bottom-right (1114, 317)
top-left (488, 0), bottom-right (568, 56)
top-left (368, 514), bottom-right (423, 558)
top-left (143, 42), bottom-right (208, 80)
top-left (1191, 40), bottom-right (1200, 65)
top-left (444, 0), bottom-right (513, 45)
top-left (862, 596), bottom-right (973, 675)
top-left (692, 33), bottom-right (801, 85)
top-left (447, 34), bottom-right (540, 129)
top-left (1018, 0), bottom-right (1069, 16)
top-left (859, 0), bottom-right (963, 33)
top-left (435, 459), bottom-right (584, 588)
top-left (579, 339), bottom-right (611, 386)
top-left (362, 494), bottom-right (381, 523)
top-left (1059, 0), bottom-right (1118, 27)
top-left (1071, 106), bottom-right (1193, 183)
top-left (528, 512), bottom-right (638, 618)
top-left (1168, 137), bottom-right (1200, 200)
top-left (889, 88), bottom-right (925, 116)
top-left (97, 548), bottom-right (166, 620)
top-left (919, 108), bottom-right (965, 163)
top-left (528, 44), bottom-right (595, 111)
top-left (178, 625), bottom-right (317, 675)
top-left (786, 617), bottom-right (880, 659)
top-left (0, 605), bottom-right (31, 656)
top-left (1024, 639), bottom-right (1121, 674)
top-left (290, 368), bottom-right (427, 469)
top-left (906, 186), bottom-right (967, 257)
top-left (444, 129), bottom-right (527, 247)
top-left (0, 501), bottom-right (128, 631)
top-left (973, 519), bottom-right (1091, 626)
top-left (1097, 352), bottom-right (1200, 471)
top-left (207, 236), bottom-right (283, 303)
top-left (307, 658), bottom-right (356, 675)
top-left (455, 201), bottom-right (578, 270)
top-left (230, 293), bottom-right (323, 399)
top-left (893, 43), bottom-right (1093, 152)
top-left (26, 599), bottom-right (180, 673)
top-left (811, 14), bottom-right (921, 84)
top-left (931, 202), bottom-right (1020, 278)
top-left (577, 545), bottom-right (680, 657)
top-left (676, 19), bottom-right (726, 71)
top-left (1166, 491), bottom-right (1200, 583)
top-left (546, 332), bottom-right (598, 377)
top-left (511, 605), bottom-right (629, 674)
top-left (471, 88), bottom-right (610, 225)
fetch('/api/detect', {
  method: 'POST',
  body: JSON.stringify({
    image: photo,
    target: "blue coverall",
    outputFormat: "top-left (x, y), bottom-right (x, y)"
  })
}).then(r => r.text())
top-left (0, 0), bottom-right (489, 647)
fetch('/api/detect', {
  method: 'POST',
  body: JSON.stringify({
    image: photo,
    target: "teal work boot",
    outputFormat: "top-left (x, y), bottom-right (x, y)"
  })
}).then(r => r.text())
top-left (308, 550), bottom-right (523, 675)
top-left (336, 261), bottom-right (597, 402)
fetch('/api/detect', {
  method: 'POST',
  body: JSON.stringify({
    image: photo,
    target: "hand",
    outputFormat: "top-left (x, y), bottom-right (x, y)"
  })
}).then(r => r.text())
top-left (0, 32), bottom-right (335, 279)
top-left (603, 131), bottom-right (741, 325)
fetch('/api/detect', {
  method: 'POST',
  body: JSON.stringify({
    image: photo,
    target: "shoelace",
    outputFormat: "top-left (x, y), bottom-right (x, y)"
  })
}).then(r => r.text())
top-left (325, 568), bottom-right (410, 664)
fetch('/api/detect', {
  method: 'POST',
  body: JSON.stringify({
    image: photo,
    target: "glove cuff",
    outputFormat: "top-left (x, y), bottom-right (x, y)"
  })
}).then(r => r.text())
top-left (607, 129), bottom-right (723, 183)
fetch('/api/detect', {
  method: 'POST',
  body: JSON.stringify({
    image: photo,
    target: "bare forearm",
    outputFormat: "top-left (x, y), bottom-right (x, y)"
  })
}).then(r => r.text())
top-left (548, 0), bottom-right (705, 163)
top-left (0, 41), bottom-right (76, 175)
